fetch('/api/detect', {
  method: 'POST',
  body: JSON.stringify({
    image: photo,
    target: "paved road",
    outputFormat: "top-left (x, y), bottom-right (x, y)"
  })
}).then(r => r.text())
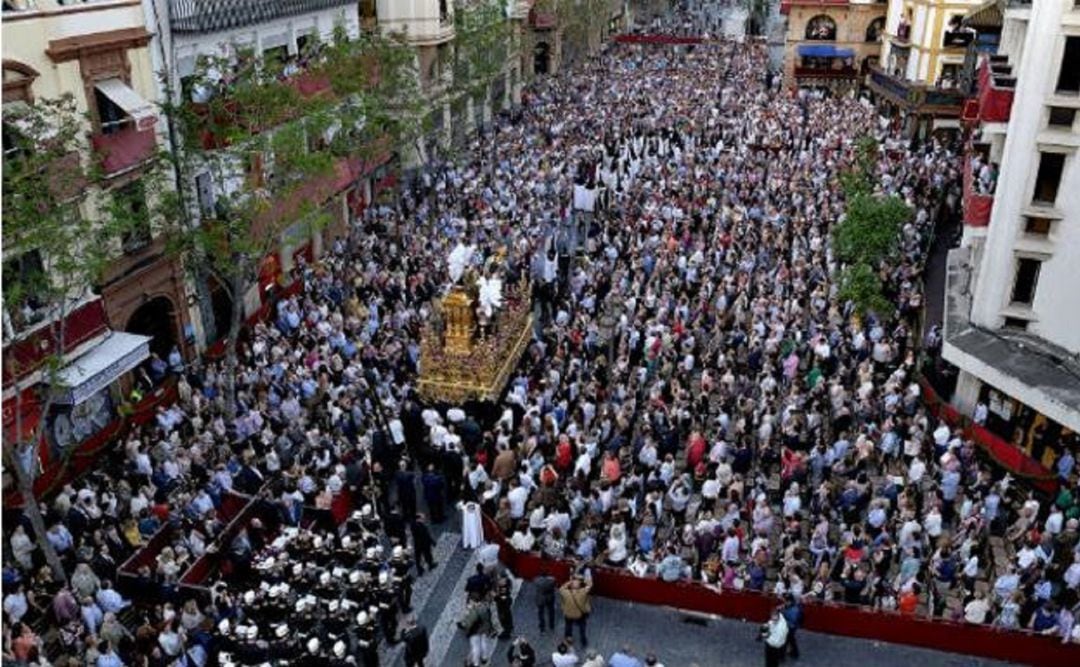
top-left (435, 579), bottom-right (1017, 667)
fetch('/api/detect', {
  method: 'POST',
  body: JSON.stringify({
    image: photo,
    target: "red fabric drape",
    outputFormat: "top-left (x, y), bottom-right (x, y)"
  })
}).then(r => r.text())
top-left (483, 517), bottom-right (1080, 666)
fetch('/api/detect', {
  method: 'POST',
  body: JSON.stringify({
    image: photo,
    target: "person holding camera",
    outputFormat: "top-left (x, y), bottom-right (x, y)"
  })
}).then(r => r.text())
top-left (507, 635), bottom-right (537, 667)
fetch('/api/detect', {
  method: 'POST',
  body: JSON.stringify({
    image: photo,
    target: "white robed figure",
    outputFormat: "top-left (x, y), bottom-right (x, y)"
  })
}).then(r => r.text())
top-left (460, 501), bottom-right (484, 549)
top-left (446, 242), bottom-right (475, 285)
top-left (476, 274), bottom-right (503, 318)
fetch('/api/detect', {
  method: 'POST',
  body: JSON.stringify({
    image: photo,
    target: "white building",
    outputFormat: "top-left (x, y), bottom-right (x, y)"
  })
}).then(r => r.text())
top-left (880, 0), bottom-right (985, 87)
top-left (148, 0), bottom-right (361, 107)
top-left (944, 0), bottom-right (1080, 467)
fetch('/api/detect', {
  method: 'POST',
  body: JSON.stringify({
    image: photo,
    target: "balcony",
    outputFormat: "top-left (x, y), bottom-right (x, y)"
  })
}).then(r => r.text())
top-left (976, 57), bottom-right (1015, 124)
top-left (943, 29), bottom-right (976, 49)
top-left (168, 0), bottom-right (356, 35)
top-left (963, 155), bottom-right (993, 227)
top-left (866, 66), bottom-right (966, 115)
top-left (529, 8), bottom-right (556, 30)
top-left (91, 122), bottom-right (157, 175)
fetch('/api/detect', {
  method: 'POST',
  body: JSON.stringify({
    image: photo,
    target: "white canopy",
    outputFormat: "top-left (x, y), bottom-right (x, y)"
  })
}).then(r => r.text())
top-left (53, 332), bottom-right (151, 405)
top-left (95, 78), bottom-right (157, 131)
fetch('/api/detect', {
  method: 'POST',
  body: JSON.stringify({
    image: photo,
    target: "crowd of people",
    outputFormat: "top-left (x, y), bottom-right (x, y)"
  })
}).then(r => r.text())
top-left (5, 4), bottom-right (1080, 667)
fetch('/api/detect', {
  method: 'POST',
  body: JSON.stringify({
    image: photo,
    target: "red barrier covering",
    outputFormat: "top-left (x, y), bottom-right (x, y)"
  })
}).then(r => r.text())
top-left (919, 378), bottom-right (1057, 492)
top-left (483, 517), bottom-right (1080, 666)
top-left (614, 35), bottom-right (705, 45)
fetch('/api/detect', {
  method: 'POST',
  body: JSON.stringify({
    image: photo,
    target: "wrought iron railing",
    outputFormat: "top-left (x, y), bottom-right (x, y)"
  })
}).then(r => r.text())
top-left (168, 0), bottom-right (354, 34)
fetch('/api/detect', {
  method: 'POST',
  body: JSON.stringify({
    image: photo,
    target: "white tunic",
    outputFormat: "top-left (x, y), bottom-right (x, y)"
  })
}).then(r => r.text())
top-left (461, 502), bottom-right (484, 549)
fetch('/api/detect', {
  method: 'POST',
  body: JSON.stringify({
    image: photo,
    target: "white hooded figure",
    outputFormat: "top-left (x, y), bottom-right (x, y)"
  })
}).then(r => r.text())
top-left (460, 501), bottom-right (484, 549)
top-left (477, 274), bottom-right (504, 318)
top-left (447, 243), bottom-right (475, 285)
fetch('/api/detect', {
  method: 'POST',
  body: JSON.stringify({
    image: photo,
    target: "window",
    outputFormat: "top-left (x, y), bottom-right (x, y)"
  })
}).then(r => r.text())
top-left (94, 86), bottom-right (128, 135)
top-left (1057, 37), bottom-right (1080, 94)
top-left (114, 181), bottom-right (151, 253)
top-left (359, 0), bottom-right (377, 25)
top-left (1024, 217), bottom-right (1053, 236)
top-left (2, 122), bottom-right (29, 166)
top-left (1048, 106), bottom-right (1076, 127)
top-left (1032, 152), bottom-right (1065, 205)
top-left (3, 249), bottom-right (47, 332)
top-left (1002, 316), bottom-right (1029, 331)
top-left (1010, 257), bottom-right (1041, 306)
top-left (439, 0), bottom-right (449, 24)
top-left (865, 17), bottom-right (885, 43)
top-left (805, 15), bottom-right (837, 41)
top-left (195, 172), bottom-right (215, 220)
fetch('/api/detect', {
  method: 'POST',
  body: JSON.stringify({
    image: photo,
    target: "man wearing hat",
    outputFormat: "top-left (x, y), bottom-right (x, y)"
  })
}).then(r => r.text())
top-left (354, 610), bottom-right (379, 667)
top-left (374, 571), bottom-right (400, 644)
top-left (390, 545), bottom-right (415, 612)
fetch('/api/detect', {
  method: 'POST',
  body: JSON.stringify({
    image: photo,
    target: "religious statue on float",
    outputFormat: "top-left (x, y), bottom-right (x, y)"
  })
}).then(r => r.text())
top-left (440, 242), bottom-right (504, 354)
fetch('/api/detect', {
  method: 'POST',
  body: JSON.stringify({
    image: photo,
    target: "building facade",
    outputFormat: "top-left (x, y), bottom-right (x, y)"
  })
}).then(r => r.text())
top-left (2, 0), bottom-right (182, 465)
top-left (944, 0), bottom-right (1080, 470)
top-left (780, 0), bottom-right (888, 92)
top-left (148, 0), bottom-right (367, 345)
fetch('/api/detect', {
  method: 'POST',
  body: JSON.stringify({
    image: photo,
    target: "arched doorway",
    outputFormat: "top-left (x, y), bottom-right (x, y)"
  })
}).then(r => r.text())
top-left (206, 274), bottom-right (235, 344)
top-left (534, 42), bottom-right (550, 76)
top-left (126, 296), bottom-right (178, 358)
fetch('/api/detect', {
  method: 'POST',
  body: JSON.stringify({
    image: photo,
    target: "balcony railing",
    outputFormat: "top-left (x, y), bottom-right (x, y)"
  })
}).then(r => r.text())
top-left (794, 66), bottom-right (857, 80)
top-left (168, 0), bottom-right (355, 34)
top-left (91, 121), bottom-right (157, 175)
top-left (976, 58), bottom-right (1015, 124)
top-left (963, 155), bottom-right (993, 227)
top-left (866, 66), bottom-right (966, 114)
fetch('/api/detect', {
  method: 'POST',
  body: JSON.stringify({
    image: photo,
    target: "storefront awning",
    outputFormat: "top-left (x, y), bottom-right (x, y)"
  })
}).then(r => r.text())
top-left (797, 45), bottom-right (855, 59)
top-left (94, 78), bottom-right (157, 131)
top-left (53, 332), bottom-right (151, 405)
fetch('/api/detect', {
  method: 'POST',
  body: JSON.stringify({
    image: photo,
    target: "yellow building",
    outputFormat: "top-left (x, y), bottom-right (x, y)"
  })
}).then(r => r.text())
top-left (2, 1), bottom-right (193, 364)
top-left (866, 0), bottom-right (984, 136)
top-left (780, 0), bottom-right (889, 92)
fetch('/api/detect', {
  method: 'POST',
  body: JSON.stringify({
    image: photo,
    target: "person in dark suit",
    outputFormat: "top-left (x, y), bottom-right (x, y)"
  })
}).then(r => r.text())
top-left (395, 460), bottom-right (418, 519)
top-left (401, 616), bottom-right (429, 667)
top-left (421, 466), bottom-right (447, 523)
top-left (534, 566), bottom-right (557, 633)
top-left (410, 515), bottom-right (436, 574)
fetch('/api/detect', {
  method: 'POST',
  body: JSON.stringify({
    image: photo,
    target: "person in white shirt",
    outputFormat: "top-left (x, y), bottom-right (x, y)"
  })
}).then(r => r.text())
top-left (964, 592), bottom-right (991, 624)
top-left (507, 481), bottom-right (529, 520)
top-left (551, 643), bottom-right (579, 667)
top-left (762, 609), bottom-right (789, 667)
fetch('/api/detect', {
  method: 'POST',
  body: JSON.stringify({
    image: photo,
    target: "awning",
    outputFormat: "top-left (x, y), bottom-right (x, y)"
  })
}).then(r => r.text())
top-left (797, 44), bottom-right (855, 59)
top-left (53, 332), bottom-right (151, 405)
top-left (964, 0), bottom-right (1004, 29)
top-left (94, 78), bottom-right (157, 131)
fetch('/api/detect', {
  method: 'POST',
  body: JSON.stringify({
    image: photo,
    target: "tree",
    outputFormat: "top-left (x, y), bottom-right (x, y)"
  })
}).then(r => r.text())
top-left (448, 0), bottom-right (514, 162)
top-left (160, 25), bottom-right (423, 418)
top-left (832, 193), bottom-right (912, 266)
top-left (2, 95), bottom-right (161, 581)
top-left (838, 263), bottom-right (894, 319)
top-left (832, 135), bottom-right (911, 320)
